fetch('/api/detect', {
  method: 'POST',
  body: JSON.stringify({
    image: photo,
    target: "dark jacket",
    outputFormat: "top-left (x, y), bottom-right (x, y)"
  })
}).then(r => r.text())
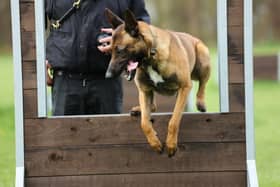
top-left (45, 0), bottom-right (150, 75)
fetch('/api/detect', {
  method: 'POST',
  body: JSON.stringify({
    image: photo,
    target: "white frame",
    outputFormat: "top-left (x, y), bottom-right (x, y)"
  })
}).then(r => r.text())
top-left (36, 1), bottom-right (229, 116)
top-left (11, 0), bottom-right (25, 186)
top-left (35, 0), bottom-right (47, 117)
top-left (12, 0), bottom-right (258, 186)
top-left (217, 0), bottom-right (229, 112)
top-left (244, 0), bottom-right (259, 186)
top-left (277, 52), bottom-right (280, 82)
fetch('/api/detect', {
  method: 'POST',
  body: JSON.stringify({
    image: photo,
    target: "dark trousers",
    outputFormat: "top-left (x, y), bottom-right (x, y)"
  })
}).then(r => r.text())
top-left (52, 72), bottom-right (123, 116)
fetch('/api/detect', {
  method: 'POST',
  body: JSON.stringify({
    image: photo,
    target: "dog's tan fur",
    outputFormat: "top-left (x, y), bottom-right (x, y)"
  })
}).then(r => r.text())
top-left (105, 9), bottom-right (210, 157)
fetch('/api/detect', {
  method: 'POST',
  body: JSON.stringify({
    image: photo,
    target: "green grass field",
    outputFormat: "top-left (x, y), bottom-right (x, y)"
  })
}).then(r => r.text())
top-left (0, 54), bottom-right (15, 187)
top-left (0, 43), bottom-right (279, 186)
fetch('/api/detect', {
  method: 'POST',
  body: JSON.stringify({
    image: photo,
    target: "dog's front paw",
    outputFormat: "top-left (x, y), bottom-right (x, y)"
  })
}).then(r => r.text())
top-left (166, 143), bottom-right (177, 157)
top-left (166, 135), bottom-right (178, 157)
top-left (147, 134), bottom-right (164, 154)
top-left (167, 146), bottom-right (177, 157)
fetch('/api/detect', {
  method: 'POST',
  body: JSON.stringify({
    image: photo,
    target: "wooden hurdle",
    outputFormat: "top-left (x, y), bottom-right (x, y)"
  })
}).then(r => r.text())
top-left (254, 54), bottom-right (280, 81)
top-left (11, 0), bottom-right (258, 186)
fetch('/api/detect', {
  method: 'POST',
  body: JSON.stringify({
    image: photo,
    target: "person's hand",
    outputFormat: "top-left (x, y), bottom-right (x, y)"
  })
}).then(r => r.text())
top-left (46, 60), bottom-right (53, 87)
top-left (97, 28), bottom-right (113, 53)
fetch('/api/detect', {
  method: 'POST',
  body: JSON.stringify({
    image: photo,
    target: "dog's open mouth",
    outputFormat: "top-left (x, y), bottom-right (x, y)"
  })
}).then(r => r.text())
top-left (124, 60), bottom-right (139, 81)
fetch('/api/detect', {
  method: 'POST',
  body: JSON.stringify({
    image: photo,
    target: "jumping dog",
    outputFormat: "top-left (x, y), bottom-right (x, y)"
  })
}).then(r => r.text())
top-left (105, 9), bottom-right (211, 157)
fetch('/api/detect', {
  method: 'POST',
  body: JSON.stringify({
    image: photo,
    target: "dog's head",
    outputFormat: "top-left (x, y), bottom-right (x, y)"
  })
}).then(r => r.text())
top-left (105, 9), bottom-right (152, 81)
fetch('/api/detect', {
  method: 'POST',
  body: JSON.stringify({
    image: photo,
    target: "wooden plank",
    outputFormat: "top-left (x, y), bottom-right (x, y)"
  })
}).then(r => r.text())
top-left (227, 25), bottom-right (244, 65)
top-left (229, 84), bottom-right (245, 112)
top-left (25, 142), bottom-right (246, 177)
top-left (21, 32), bottom-right (36, 61)
top-left (20, 2), bottom-right (35, 32)
top-left (229, 63), bottom-right (244, 83)
top-left (25, 172), bottom-right (247, 187)
top-left (24, 89), bottom-right (37, 119)
top-left (25, 113), bottom-right (245, 148)
top-left (23, 61), bottom-right (37, 89)
top-left (228, 0), bottom-right (245, 112)
top-left (227, 0), bottom-right (244, 27)
top-left (254, 55), bottom-right (278, 80)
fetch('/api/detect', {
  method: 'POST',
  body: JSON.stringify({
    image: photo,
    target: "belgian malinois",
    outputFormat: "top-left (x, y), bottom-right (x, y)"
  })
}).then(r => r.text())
top-left (105, 9), bottom-right (211, 157)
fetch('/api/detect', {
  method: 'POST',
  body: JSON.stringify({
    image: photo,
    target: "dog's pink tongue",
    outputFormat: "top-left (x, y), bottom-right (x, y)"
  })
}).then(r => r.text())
top-left (127, 60), bottom-right (139, 72)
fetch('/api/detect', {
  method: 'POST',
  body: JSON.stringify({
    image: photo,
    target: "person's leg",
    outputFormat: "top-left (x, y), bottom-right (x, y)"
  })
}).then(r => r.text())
top-left (52, 73), bottom-right (86, 115)
top-left (52, 73), bottom-right (67, 115)
top-left (86, 77), bottom-right (123, 115)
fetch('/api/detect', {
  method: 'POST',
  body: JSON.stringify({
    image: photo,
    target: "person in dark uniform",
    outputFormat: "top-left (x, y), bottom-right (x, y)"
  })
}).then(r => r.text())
top-left (45, 0), bottom-right (150, 115)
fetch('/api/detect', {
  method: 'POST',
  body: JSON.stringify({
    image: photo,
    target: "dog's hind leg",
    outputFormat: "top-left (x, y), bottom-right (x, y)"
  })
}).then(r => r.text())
top-left (130, 92), bottom-right (156, 116)
top-left (139, 90), bottom-right (163, 153)
top-left (193, 42), bottom-right (211, 112)
top-left (166, 84), bottom-right (192, 157)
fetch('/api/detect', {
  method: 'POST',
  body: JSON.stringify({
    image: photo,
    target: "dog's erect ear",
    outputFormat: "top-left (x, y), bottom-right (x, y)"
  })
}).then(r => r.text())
top-left (124, 9), bottom-right (139, 37)
top-left (105, 8), bottom-right (124, 29)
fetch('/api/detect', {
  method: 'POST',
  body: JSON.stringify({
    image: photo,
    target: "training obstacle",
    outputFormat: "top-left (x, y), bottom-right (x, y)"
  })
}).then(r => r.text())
top-left (11, 0), bottom-right (258, 186)
top-left (254, 54), bottom-right (280, 81)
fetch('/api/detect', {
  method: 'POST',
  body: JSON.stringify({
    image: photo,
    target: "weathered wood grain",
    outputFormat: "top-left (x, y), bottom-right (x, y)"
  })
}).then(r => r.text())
top-left (24, 89), bottom-right (37, 119)
top-left (23, 61), bottom-right (37, 89)
top-left (25, 113), bottom-right (245, 148)
top-left (21, 32), bottom-right (36, 61)
top-left (227, 0), bottom-right (245, 113)
top-left (25, 142), bottom-right (246, 177)
top-left (229, 63), bottom-right (244, 83)
top-left (26, 172), bottom-right (247, 187)
top-left (20, 2), bottom-right (35, 32)
top-left (228, 0), bottom-right (244, 27)
top-left (229, 84), bottom-right (245, 112)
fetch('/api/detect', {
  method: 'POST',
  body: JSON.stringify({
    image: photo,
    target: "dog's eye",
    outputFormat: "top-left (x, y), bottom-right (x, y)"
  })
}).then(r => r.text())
top-left (116, 45), bottom-right (126, 54)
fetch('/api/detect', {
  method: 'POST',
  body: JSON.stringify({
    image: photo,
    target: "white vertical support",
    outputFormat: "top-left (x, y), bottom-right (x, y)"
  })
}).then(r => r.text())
top-left (35, 0), bottom-right (47, 117)
top-left (186, 86), bottom-right (195, 112)
top-left (217, 0), bottom-right (229, 112)
top-left (10, 0), bottom-right (25, 186)
top-left (244, 0), bottom-right (259, 186)
top-left (277, 52), bottom-right (280, 82)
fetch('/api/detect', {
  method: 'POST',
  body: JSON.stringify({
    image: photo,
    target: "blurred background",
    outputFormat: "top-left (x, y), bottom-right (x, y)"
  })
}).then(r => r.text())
top-left (0, 0), bottom-right (279, 186)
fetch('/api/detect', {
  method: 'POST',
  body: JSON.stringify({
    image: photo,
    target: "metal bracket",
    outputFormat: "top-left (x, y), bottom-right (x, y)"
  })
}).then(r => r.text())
top-left (51, 20), bottom-right (61, 30)
top-left (73, 0), bottom-right (81, 9)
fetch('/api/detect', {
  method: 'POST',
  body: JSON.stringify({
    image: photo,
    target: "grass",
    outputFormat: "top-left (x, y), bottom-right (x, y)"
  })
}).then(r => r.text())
top-left (0, 42), bottom-right (279, 186)
top-left (254, 41), bottom-right (280, 55)
top-left (254, 81), bottom-right (280, 187)
top-left (0, 53), bottom-right (15, 187)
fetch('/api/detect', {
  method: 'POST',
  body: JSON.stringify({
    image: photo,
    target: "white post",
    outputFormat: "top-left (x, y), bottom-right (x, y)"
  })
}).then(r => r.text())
top-left (217, 0), bottom-right (229, 113)
top-left (186, 86), bottom-right (195, 112)
top-left (244, 0), bottom-right (259, 186)
top-left (10, 0), bottom-right (25, 186)
top-left (35, 0), bottom-right (47, 117)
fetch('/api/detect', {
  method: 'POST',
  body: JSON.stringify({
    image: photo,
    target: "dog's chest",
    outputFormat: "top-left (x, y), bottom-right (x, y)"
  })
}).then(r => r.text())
top-left (147, 66), bottom-right (164, 85)
top-left (139, 65), bottom-right (179, 96)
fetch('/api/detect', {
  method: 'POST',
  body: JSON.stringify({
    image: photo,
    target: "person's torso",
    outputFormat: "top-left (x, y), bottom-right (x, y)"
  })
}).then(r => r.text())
top-left (46, 0), bottom-right (131, 73)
